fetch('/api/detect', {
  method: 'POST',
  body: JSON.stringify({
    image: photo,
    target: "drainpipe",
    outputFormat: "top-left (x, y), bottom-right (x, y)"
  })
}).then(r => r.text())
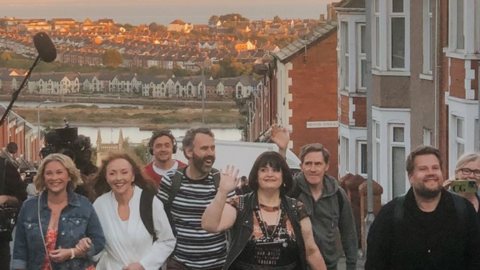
top-left (365, 0), bottom-right (375, 248)
top-left (478, 60), bottom-right (480, 150)
top-left (434, 0), bottom-right (440, 147)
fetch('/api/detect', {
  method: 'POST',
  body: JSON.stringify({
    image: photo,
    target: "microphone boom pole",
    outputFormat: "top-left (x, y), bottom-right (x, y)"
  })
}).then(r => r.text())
top-left (0, 32), bottom-right (56, 127)
top-left (0, 55), bottom-right (42, 126)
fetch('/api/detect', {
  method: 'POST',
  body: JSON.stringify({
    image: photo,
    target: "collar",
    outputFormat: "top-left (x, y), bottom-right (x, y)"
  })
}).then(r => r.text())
top-left (40, 189), bottom-right (81, 209)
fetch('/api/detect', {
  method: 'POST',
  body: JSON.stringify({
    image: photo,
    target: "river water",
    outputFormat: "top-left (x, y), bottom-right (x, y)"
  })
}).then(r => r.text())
top-left (79, 126), bottom-right (242, 147)
top-left (2, 101), bottom-right (242, 145)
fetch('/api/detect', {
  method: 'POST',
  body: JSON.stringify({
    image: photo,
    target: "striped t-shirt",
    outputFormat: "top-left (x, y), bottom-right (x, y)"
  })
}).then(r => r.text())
top-left (159, 168), bottom-right (234, 270)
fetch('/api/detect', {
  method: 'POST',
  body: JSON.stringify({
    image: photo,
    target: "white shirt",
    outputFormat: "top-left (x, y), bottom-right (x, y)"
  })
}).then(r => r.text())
top-left (153, 160), bottom-right (179, 176)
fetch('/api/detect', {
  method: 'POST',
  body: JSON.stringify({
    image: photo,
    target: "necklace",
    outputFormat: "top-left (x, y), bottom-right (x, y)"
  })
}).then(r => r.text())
top-left (259, 203), bottom-right (281, 212)
top-left (254, 203), bottom-right (283, 240)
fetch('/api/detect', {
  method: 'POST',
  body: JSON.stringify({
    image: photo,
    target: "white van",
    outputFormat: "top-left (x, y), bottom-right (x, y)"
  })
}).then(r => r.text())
top-left (173, 140), bottom-right (301, 178)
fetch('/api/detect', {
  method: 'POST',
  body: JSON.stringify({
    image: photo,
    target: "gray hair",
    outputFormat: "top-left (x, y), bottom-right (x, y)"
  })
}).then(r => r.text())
top-left (454, 152), bottom-right (480, 176)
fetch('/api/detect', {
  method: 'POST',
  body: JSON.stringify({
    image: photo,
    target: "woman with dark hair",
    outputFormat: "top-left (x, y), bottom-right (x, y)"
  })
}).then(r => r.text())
top-left (202, 151), bottom-right (326, 270)
top-left (92, 152), bottom-right (175, 270)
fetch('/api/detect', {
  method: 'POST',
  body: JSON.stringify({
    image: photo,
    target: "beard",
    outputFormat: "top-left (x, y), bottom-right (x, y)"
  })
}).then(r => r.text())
top-left (414, 184), bottom-right (442, 199)
top-left (191, 152), bottom-right (215, 175)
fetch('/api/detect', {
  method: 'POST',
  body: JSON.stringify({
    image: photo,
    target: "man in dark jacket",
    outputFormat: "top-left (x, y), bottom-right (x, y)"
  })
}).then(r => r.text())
top-left (365, 146), bottom-right (480, 270)
top-left (272, 125), bottom-right (358, 270)
top-left (0, 157), bottom-right (27, 270)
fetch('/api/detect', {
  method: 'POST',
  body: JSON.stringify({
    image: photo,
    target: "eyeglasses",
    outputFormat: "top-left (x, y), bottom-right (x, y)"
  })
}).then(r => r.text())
top-left (458, 167), bottom-right (480, 177)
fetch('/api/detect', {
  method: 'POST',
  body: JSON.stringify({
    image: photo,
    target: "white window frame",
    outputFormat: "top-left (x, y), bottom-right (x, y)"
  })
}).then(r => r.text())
top-left (422, 0), bottom-right (433, 75)
top-left (372, 0), bottom-right (410, 73)
top-left (477, 1), bottom-right (480, 53)
top-left (374, 121), bottom-right (381, 181)
top-left (389, 0), bottom-right (407, 70)
top-left (357, 23), bottom-right (367, 91)
top-left (389, 124), bottom-right (406, 197)
top-left (454, 116), bottom-right (466, 161)
top-left (373, 0), bottom-right (381, 69)
top-left (340, 136), bottom-right (350, 175)
top-left (447, 0), bottom-right (480, 56)
top-left (423, 128), bottom-right (432, 146)
top-left (357, 141), bottom-right (367, 176)
top-left (475, 119), bottom-right (479, 151)
top-left (341, 21), bottom-right (350, 91)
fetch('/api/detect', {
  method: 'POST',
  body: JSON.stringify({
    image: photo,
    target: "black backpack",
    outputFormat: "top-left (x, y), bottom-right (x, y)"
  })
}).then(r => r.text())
top-left (139, 189), bottom-right (158, 242)
top-left (393, 193), bottom-right (467, 232)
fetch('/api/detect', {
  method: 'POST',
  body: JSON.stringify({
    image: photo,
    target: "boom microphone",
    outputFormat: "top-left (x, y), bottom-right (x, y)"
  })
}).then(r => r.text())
top-left (0, 32), bottom-right (57, 126)
top-left (33, 32), bottom-right (57, 63)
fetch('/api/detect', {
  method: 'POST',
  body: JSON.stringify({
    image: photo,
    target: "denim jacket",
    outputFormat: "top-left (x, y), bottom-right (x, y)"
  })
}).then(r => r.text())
top-left (12, 190), bottom-right (105, 270)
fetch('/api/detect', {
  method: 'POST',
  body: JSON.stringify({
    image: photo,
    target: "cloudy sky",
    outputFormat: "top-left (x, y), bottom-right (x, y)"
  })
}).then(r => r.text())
top-left (2, 0), bottom-right (333, 25)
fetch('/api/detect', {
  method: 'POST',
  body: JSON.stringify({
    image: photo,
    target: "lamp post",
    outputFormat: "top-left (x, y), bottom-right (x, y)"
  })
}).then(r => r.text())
top-left (194, 63), bottom-right (206, 125)
top-left (37, 100), bottom-right (53, 152)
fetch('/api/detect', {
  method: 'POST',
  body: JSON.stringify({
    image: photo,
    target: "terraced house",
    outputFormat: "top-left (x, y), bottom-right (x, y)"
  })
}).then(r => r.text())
top-left (336, 0), bottom-right (480, 203)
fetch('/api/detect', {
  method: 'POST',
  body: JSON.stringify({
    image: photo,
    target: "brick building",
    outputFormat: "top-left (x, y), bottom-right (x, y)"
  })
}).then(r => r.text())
top-left (248, 20), bottom-right (340, 178)
top-left (335, 0), bottom-right (480, 203)
top-left (0, 105), bottom-right (42, 166)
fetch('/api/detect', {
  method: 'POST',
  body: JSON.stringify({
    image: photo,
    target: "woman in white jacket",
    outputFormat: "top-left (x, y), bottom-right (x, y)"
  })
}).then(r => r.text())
top-left (92, 151), bottom-right (176, 270)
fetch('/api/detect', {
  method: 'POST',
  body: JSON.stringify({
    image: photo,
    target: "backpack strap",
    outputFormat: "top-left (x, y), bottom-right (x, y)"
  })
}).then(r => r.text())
top-left (336, 188), bottom-right (345, 214)
top-left (139, 189), bottom-right (157, 242)
top-left (211, 168), bottom-right (221, 189)
top-left (166, 166), bottom-right (187, 212)
top-left (451, 193), bottom-right (467, 227)
top-left (166, 166), bottom-right (220, 210)
top-left (393, 195), bottom-right (406, 232)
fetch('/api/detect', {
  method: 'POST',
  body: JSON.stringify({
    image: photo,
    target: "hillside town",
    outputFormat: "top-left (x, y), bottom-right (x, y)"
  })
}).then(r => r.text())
top-left (0, 9), bottom-right (336, 71)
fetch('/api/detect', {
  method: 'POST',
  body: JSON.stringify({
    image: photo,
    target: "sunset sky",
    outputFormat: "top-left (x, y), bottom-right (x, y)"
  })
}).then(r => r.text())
top-left (2, 0), bottom-right (333, 25)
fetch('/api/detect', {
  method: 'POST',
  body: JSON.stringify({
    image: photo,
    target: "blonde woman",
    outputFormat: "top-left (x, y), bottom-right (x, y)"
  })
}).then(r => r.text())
top-left (444, 152), bottom-right (480, 213)
top-left (12, 153), bottom-right (105, 270)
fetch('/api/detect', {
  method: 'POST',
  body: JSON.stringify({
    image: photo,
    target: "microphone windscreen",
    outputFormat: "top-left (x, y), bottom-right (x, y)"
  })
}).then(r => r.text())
top-left (33, 32), bottom-right (57, 63)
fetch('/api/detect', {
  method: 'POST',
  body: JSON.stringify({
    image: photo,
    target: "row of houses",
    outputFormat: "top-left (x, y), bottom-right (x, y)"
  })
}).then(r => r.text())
top-left (1, 16), bottom-right (326, 39)
top-left (0, 69), bottom-right (261, 100)
top-left (247, 0), bottom-right (480, 204)
top-left (1, 18), bottom-right (115, 33)
top-left (0, 34), bottom-right (274, 70)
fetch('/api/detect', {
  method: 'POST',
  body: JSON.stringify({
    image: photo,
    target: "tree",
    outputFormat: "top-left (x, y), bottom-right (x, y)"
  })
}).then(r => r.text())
top-left (219, 13), bottom-right (249, 22)
top-left (133, 144), bottom-right (149, 164)
top-left (1, 51), bottom-right (12, 61)
top-left (102, 49), bottom-right (123, 68)
top-left (273, 15), bottom-right (282, 23)
top-left (208, 15), bottom-right (219, 25)
top-left (148, 22), bottom-right (159, 32)
top-left (172, 66), bottom-right (190, 77)
top-left (123, 23), bottom-right (133, 31)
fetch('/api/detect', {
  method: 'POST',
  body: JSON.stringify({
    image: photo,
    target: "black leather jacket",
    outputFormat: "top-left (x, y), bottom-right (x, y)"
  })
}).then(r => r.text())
top-left (223, 192), bottom-right (308, 270)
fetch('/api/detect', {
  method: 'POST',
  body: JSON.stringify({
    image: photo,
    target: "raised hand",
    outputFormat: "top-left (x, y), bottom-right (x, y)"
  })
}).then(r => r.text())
top-left (219, 165), bottom-right (240, 194)
top-left (270, 124), bottom-right (289, 151)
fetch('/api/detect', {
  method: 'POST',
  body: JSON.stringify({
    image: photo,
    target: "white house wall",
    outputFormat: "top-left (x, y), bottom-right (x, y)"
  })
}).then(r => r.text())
top-left (446, 94), bottom-right (479, 176)
top-left (276, 62), bottom-right (293, 136)
top-left (339, 124), bottom-right (367, 177)
top-left (372, 106), bottom-right (411, 204)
